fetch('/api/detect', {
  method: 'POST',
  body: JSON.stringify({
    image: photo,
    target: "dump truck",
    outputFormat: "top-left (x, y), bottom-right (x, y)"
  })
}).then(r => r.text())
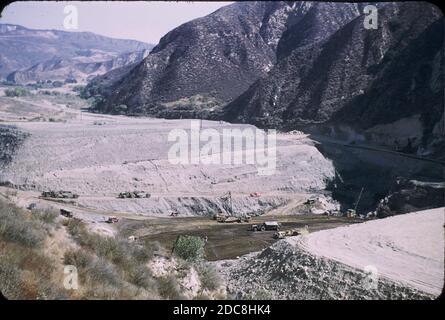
top-left (105, 217), bottom-right (119, 224)
top-left (60, 208), bottom-right (73, 218)
top-left (251, 221), bottom-right (281, 231)
top-left (41, 190), bottom-right (79, 199)
top-left (214, 214), bottom-right (251, 223)
top-left (118, 191), bottom-right (151, 199)
top-left (273, 226), bottom-right (309, 239)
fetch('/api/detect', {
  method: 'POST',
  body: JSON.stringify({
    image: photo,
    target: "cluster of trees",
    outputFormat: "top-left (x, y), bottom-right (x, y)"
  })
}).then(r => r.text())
top-left (4, 87), bottom-right (30, 97)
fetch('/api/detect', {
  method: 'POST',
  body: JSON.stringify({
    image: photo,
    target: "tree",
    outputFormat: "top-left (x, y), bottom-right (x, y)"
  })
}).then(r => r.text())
top-left (172, 235), bottom-right (205, 262)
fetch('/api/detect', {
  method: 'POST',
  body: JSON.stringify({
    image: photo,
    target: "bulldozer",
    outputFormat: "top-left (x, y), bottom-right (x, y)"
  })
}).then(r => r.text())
top-left (273, 226), bottom-right (309, 239)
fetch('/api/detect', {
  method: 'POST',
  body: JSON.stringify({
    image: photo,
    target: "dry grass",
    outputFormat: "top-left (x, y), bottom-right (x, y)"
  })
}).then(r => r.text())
top-left (64, 219), bottom-right (161, 299)
top-left (0, 199), bottom-right (67, 299)
top-left (0, 198), bottom-right (226, 299)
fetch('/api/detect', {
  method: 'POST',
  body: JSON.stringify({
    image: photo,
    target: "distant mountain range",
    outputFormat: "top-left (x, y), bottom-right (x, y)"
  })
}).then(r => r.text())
top-left (0, 23), bottom-right (154, 82)
top-left (87, 2), bottom-right (365, 116)
top-left (85, 1), bottom-right (443, 159)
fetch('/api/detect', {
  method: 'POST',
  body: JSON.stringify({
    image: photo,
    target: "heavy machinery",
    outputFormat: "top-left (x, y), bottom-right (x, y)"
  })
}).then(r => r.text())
top-left (41, 190), bottom-right (79, 199)
top-left (118, 191), bottom-right (151, 199)
top-left (105, 217), bottom-right (119, 223)
top-left (60, 208), bottom-right (73, 218)
top-left (214, 214), bottom-right (251, 223)
top-left (273, 226), bottom-right (309, 239)
top-left (251, 221), bottom-right (281, 231)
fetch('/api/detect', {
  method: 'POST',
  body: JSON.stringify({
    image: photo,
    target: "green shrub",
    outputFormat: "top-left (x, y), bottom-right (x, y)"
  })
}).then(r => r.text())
top-left (172, 235), bottom-right (205, 262)
top-left (4, 87), bottom-right (29, 97)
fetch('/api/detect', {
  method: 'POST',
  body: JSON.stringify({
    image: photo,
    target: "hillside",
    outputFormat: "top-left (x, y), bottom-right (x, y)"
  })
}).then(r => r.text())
top-left (0, 23), bottom-right (153, 81)
top-left (224, 2), bottom-right (444, 158)
top-left (88, 1), bottom-right (362, 116)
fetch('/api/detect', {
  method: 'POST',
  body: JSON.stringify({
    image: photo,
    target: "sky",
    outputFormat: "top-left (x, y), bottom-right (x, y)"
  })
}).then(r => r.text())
top-left (0, 1), bottom-right (231, 44)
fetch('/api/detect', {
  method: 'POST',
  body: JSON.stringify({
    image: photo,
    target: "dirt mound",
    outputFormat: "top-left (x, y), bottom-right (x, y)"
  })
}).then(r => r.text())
top-left (219, 208), bottom-right (443, 299)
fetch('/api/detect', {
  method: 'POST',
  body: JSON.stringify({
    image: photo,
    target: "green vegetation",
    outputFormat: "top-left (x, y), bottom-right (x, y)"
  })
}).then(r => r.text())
top-left (4, 87), bottom-right (30, 97)
top-left (172, 235), bottom-right (205, 262)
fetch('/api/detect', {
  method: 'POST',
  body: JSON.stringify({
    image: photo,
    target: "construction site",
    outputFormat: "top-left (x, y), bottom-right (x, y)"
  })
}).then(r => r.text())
top-left (0, 85), bottom-right (443, 299)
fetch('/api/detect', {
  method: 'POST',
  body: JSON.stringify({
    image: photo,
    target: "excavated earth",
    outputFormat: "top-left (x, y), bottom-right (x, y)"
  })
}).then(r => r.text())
top-left (217, 208), bottom-right (444, 299)
top-left (0, 94), bottom-right (335, 218)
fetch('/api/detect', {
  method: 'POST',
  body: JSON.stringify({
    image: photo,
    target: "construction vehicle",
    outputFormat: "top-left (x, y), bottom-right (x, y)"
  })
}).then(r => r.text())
top-left (273, 226), bottom-right (309, 239)
top-left (249, 192), bottom-right (261, 197)
top-left (251, 221), bottom-right (281, 231)
top-left (41, 190), bottom-right (79, 199)
top-left (118, 191), bottom-right (151, 199)
top-left (346, 209), bottom-right (357, 218)
top-left (214, 214), bottom-right (251, 223)
top-left (60, 208), bottom-right (73, 218)
top-left (105, 217), bottom-right (119, 223)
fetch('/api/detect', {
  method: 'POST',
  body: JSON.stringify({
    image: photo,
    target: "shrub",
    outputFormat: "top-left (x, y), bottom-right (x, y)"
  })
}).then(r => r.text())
top-left (52, 81), bottom-right (63, 88)
top-left (4, 87), bottom-right (29, 97)
top-left (31, 208), bottom-right (58, 224)
top-left (65, 218), bottom-right (85, 238)
top-left (172, 235), bottom-right (205, 262)
top-left (0, 201), bottom-right (46, 248)
top-left (64, 249), bottom-right (94, 270)
top-left (116, 104), bottom-right (128, 114)
top-left (157, 275), bottom-right (184, 300)
top-left (196, 263), bottom-right (221, 291)
top-left (0, 253), bottom-right (23, 299)
top-left (125, 264), bottom-right (156, 290)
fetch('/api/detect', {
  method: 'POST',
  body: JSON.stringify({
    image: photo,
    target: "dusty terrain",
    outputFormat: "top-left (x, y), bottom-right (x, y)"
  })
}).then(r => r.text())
top-left (218, 207), bottom-right (444, 299)
top-left (0, 88), bottom-right (346, 262)
top-left (0, 91), bottom-right (336, 219)
top-left (1, 88), bottom-right (442, 300)
top-left (121, 214), bottom-right (361, 261)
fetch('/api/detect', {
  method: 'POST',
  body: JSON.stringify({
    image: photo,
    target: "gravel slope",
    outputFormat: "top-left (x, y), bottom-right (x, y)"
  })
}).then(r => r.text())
top-left (219, 208), bottom-right (444, 299)
top-left (0, 108), bottom-right (335, 216)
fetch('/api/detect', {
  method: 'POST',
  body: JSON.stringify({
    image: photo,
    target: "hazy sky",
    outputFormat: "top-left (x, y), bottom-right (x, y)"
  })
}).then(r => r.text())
top-left (0, 1), bottom-right (231, 44)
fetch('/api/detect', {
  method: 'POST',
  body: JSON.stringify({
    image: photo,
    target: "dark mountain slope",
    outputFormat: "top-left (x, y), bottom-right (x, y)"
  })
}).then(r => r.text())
top-left (331, 17), bottom-right (443, 149)
top-left (92, 1), bottom-right (361, 116)
top-left (224, 2), bottom-right (443, 157)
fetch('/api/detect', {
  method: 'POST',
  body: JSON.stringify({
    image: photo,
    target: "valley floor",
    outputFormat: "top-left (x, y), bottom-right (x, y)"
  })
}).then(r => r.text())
top-left (0, 88), bottom-right (443, 299)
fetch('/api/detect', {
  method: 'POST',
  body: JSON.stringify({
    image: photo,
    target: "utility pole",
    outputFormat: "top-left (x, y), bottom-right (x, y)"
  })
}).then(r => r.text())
top-left (354, 187), bottom-right (364, 213)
